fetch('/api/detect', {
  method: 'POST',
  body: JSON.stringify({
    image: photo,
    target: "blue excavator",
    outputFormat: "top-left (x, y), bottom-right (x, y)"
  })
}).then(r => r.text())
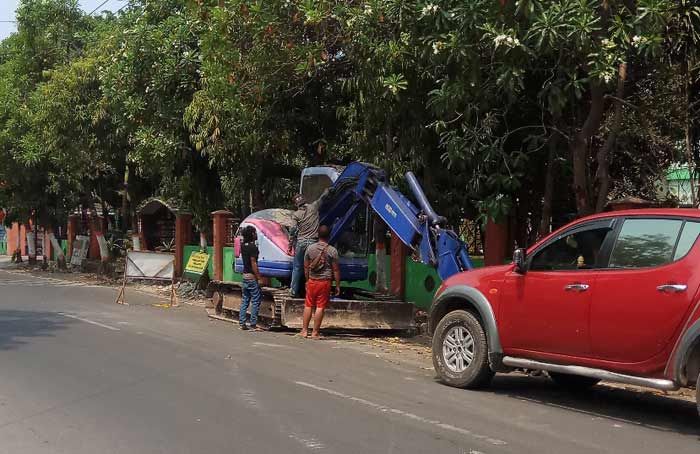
top-left (210, 162), bottom-right (473, 330)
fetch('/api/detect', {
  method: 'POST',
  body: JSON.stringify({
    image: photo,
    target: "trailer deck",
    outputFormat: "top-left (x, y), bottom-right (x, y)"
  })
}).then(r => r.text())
top-left (206, 281), bottom-right (416, 332)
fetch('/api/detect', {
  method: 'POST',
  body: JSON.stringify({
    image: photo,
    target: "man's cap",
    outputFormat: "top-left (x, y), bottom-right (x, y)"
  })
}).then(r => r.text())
top-left (293, 194), bottom-right (306, 207)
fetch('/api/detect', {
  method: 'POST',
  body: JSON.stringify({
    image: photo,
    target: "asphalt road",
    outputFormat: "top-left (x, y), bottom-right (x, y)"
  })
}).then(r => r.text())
top-left (1, 267), bottom-right (699, 454)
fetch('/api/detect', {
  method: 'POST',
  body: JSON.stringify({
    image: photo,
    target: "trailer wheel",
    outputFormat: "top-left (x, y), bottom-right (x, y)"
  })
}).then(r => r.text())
top-left (432, 310), bottom-right (493, 389)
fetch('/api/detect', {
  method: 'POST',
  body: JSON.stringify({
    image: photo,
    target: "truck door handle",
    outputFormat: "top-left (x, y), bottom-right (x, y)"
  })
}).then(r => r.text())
top-left (564, 283), bottom-right (589, 292)
top-left (656, 284), bottom-right (687, 293)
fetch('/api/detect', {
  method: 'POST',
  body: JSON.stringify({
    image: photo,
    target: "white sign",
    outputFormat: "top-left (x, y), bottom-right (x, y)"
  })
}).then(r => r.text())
top-left (26, 232), bottom-right (36, 257)
top-left (125, 251), bottom-right (174, 280)
top-left (70, 235), bottom-right (90, 266)
top-left (117, 251), bottom-right (177, 306)
top-left (97, 234), bottom-right (109, 261)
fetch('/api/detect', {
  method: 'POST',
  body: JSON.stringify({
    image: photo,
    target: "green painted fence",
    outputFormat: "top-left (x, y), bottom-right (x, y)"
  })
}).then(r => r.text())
top-left (344, 254), bottom-right (485, 311)
top-left (183, 244), bottom-right (485, 311)
top-left (341, 255), bottom-right (440, 310)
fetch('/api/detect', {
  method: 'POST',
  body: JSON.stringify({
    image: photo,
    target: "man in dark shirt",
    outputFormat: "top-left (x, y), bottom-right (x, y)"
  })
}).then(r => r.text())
top-left (239, 226), bottom-right (263, 331)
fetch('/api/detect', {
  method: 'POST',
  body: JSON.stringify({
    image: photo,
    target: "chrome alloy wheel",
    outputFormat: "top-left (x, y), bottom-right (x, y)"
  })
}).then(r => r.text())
top-left (442, 325), bottom-right (474, 373)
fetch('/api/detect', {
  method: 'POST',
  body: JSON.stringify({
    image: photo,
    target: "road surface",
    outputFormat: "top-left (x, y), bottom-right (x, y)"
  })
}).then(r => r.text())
top-left (1, 267), bottom-right (699, 453)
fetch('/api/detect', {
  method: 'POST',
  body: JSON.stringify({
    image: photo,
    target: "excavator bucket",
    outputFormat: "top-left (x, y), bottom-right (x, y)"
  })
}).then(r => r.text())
top-left (206, 281), bottom-right (415, 332)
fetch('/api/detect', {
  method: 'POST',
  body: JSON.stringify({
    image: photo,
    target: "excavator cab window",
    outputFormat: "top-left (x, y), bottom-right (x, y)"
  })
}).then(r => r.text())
top-left (301, 174), bottom-right (333, 204)
top-left (335, 204), bottom-right (370, 258)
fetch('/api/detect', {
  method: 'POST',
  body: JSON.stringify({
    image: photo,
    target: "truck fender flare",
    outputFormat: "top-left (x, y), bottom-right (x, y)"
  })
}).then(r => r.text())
top-left (430, 285), bottom-right (503, 357)
top-left (669, 319), bottom-right (700, 384)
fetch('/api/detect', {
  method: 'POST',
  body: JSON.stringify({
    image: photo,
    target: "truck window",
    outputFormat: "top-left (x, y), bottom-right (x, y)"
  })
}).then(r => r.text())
top-left (608, 219), bottom-right (682, 268)
top-left (673, 221), bottom-right (700, 261)
top-left (530, 227), bottom-right (612, 271)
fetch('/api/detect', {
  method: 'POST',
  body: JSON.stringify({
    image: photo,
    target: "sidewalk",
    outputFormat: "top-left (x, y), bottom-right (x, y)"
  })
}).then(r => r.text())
top-left (0, 256), bottom-right (177, 306)
top-left (0, 255), bottom-right (23, 268)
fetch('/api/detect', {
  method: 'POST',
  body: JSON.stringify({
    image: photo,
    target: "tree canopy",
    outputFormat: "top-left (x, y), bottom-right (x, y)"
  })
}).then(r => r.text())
top-left (0, 0), bottom-right (698, 246)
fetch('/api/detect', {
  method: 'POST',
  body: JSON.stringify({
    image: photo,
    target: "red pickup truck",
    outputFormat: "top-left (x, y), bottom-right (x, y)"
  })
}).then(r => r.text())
top-left (430, 209), bottom-right (700, 416)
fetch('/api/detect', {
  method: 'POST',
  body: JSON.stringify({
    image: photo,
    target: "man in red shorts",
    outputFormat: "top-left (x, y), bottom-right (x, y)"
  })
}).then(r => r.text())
top-left (301, 225), bottom-right (340, 339)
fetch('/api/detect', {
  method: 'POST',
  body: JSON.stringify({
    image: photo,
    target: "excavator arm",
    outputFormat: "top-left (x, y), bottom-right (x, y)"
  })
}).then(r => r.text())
top-left (319, 162), bottom-right (473, 281)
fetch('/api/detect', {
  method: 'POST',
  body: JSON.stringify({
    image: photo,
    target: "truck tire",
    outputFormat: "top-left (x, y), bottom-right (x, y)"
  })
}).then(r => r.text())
top-left (548, 372), bottom-right (600, 390)
top-left (432, 310), bottom-right (494, 389)
top-left (696, 371), bottom-right (700, 419)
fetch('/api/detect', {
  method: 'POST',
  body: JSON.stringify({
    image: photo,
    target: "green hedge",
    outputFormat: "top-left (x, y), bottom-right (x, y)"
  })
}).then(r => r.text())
top-left (183, 245), bottom-right (240, 282)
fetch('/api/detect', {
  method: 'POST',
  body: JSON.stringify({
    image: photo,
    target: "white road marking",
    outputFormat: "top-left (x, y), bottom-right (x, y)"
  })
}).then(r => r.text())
top-left (253, 342), bottom-right (293, 348)
top-left (288, 433), bottom-right (326, 451)
top-left (58, 313), bottom-right (120, 331)
top-left (295, 381), bottom-right (507, 446)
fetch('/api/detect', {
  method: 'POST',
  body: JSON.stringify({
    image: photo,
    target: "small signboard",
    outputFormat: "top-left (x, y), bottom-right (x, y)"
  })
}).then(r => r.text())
top-left (184, 251), bottom-right (210, 287)
top-left (35, 227), bottom-right (44, 258)
top-left (125, 251), bottom-right (175, 280)
top-left (70, 235), bottom-right (90, 267)
top-left (115, 251), bottom-right (177, 306)
top-left (185, 251), bottom-right (209, 275)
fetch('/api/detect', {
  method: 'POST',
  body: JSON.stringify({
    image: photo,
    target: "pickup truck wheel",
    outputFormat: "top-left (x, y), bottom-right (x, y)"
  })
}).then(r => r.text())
top-left (432, 310), bottom-right (493, 389)
top-left (696, 371), bottom-right (700, 419)
top-left (548, 372), bottom-right (600, 390)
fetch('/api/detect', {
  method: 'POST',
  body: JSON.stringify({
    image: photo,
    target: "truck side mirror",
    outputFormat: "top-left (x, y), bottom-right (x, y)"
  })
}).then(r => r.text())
top-left (513, 248), bottom-right (527, 274)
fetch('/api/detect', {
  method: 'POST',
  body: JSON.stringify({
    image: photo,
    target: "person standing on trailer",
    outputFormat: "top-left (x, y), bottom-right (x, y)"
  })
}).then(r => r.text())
top-left (301, 225), bottom-right (340, 339)
top-left (289, 193), bottom-right (322, 297)
top-left (239, 226), bottom-right (263, 331)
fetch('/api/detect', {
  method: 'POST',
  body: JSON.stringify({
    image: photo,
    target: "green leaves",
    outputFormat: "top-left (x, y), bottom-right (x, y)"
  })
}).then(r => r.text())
top-left (381, 73), bottom-right (408, 97)
top-left (0, 0), bottom-right (695, 231)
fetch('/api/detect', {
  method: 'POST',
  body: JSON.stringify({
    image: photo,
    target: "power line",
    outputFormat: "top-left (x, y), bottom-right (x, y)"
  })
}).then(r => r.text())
top-left (88, 0), bottom-right (114, 16)
top-left (116, 0), bottom-right (132, 14)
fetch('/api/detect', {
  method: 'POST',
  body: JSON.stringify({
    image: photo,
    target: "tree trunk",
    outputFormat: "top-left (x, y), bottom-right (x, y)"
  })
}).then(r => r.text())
top-left (199, 231), bottom-right (208, 251)
top-left (121, 164), bottom-right (130, 233)
top-left (538, 134), bottom-right (559, 238)
top-left (571, 82), bottom-right (606, 216)
top-left (683, 59), bottom-right (697, 206)
top-left (595, 63), bottom-right (627, 213)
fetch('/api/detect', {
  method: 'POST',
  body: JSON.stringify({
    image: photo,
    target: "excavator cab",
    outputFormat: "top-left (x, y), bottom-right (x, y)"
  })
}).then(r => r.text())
top-left (299, 166), bottom-right (340, 204)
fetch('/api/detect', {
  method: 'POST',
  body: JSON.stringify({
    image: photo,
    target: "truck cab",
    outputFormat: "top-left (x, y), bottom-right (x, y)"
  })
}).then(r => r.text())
top-left (430, 209), bottom-right (700, 418)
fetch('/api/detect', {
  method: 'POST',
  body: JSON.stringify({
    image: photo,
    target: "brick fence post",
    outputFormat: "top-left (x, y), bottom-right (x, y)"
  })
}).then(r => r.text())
top-left (390, 234), bottom-right (408, 300)
top-left (484, 218), bottom-right (509, 266)
top-left (174, 213), bottom-right (193, 278)
top-left (211, 210), bottom-right (232, 281)
top-left (67, 215), bottom-right (79, 258)
top-left (44, 227), bottom-right (52, 261)
top-left (88, 215), bottom-right (103, 260)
